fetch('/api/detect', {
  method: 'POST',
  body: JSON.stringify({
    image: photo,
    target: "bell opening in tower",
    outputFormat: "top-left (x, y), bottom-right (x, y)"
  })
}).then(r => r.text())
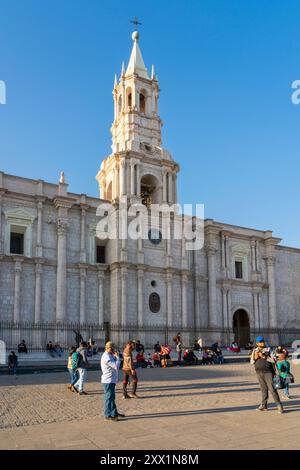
top-left (140, 174), bottom-right (159, 207)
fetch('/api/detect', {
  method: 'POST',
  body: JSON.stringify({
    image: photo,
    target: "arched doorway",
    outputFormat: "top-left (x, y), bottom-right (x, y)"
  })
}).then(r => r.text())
top-left (233, 309), bottom-right (250, 348)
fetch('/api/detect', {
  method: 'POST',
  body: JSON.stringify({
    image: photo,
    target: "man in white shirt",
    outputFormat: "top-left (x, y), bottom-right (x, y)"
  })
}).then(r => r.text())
top-left (101, 341), bottom-right (125, 421)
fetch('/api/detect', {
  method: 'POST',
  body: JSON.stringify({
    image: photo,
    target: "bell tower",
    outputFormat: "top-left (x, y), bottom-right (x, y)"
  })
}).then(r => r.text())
top-left (96, 28), bottom-right (179, 206)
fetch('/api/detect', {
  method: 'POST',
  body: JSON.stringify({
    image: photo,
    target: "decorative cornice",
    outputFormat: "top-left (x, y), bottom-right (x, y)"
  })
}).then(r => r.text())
top-left (53, 197), bottom-right (73, 210)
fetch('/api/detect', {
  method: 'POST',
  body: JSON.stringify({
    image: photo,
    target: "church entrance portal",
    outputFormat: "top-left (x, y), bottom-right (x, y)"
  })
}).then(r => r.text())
top-left (233, 309), bottom-right (250, 347)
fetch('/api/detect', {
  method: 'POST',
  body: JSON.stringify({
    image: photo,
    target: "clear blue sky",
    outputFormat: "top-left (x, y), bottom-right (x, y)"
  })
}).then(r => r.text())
top-left (1, 0), bottom-right (300, 247)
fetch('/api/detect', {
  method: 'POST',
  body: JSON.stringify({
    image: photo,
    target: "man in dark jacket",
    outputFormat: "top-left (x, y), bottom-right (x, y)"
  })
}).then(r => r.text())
top-left (8, 351), bottom-right (18, 376)
top-left (251, 336), bottom-right (283, 413)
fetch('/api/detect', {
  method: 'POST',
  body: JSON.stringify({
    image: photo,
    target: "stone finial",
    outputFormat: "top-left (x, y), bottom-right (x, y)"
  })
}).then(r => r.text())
top-left (59, 171), bottom-right (65, 184)
top-left (114, 74), bottom-right (118, 88)
top-left (121, 62), bottom-right (125, 76)
top-left (151, 64), bottom-right (155, 80)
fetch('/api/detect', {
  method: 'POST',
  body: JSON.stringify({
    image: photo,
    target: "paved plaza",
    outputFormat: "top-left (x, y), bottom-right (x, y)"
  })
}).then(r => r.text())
top-left (0, 362), bottom-right (300, 450)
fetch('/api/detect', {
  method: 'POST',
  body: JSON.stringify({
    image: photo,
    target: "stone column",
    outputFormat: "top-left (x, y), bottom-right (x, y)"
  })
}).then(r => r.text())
top-left (130, 160), bottom-right (136, 196)
top-left (166, 272), bottom-right (173, 327)
top-left (266, 256), bottom-right (277, 328)
top-left (168, 172), bottom-right (173, 204)
top-left (119, 159), bottom-right (126, 196)
top-left (13, 258), bottom-right (23, 323)
top-left (182, 273), bottom-right (188, 328)
top-left (121, 266), bottom-right (127, 326)
top-left (34, 262), bottom-right (43, 323)
top-left (98, 270), bottom-right (105, 325)
top-left (79, 267), bottom-right (86, 324)
top-left (207, 246), bottom-right (218, 327)
top-left (173, 172), bottom-right (177, 204)
top-left (80, 206), bottom-right (87, 263)
top-left (137, 269), bottom-right (144, 327)
top-left (162, 168), bottom-right (167, 203)
top-left (56, 220), bottom-right (68, 322)
top-left (136, 162), bottom-right (140, 197)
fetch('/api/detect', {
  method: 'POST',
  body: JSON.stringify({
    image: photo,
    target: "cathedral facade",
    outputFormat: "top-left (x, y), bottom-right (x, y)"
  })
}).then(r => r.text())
top-left (1, 31), bottom-right (300, 349)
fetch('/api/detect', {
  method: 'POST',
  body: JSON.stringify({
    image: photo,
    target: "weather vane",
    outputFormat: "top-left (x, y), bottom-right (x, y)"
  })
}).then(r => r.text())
top-left (130, 16), bottom-right (142, 31)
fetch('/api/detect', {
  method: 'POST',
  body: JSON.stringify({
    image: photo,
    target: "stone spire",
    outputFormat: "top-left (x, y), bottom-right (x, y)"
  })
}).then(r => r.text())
top-left (126, 31), bottom-right (149, 79)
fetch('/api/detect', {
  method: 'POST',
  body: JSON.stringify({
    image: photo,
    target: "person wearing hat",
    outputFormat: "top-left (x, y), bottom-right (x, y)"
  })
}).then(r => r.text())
top-left (100, 341), bottom-right (125, 421)
top-left (251, 336), bottom-right (283, 413)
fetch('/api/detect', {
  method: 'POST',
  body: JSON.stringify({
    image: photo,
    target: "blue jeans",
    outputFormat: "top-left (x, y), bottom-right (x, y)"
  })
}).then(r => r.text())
top-left (73, 368), bottom-right (87, 392)
top-left (68, 368), bottom-right (78, 386)
top-left (9, 365), bottom-right (17, 375)
top-left (284, 382), bottom-right (289, 397)
top-left (103, 383), bottom-right (118, 418)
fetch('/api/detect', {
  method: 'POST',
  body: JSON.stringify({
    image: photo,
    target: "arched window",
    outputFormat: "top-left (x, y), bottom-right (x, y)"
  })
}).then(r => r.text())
top-left (118, 95), bottom-right (122, 114)
top-left (139, 92), bottom-right (146, 114)
top-left (126, 87), bottom-right (132, 110)
top-left (128, 93), bottom-right (132, 108)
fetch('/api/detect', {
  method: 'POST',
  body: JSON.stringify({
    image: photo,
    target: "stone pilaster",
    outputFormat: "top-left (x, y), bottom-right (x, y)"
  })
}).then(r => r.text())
top-left (119, 158), bottom-right (126, 196)
top-left (121, 266), bottom-right (127, 326)
top-left (222, 287), bottom-right (228, 329)
top-left (34, 261), bottom-right (44, 323)
top-left (181, 273), bottom-right (188, 328)
top-left (206, 246), bottom-right (218, 327)
top-left (265, 255), bottom-right (277, 328)
top-left (130, 160), bottom-right (136, 196)
top-left (137, 269), bottom-right (144, 327)
top-left (97, 269), bottom-right (105, 325)
top-left (36, 199), bottom-right (45, 258)
top-left (253, 288), bottom-right (260, 330)
top-left (79, 266), bottom-right (87, 324)
top-left (166, 271), bottom-right (173, 326)
top-left (80, 204), bottom-right (88, 263)
top-left (162, 167), bottom-right (167, 203)
top-left (56, 219), bottom-right (69, 322)
top-left (13, 257), bottom-right (23, 323)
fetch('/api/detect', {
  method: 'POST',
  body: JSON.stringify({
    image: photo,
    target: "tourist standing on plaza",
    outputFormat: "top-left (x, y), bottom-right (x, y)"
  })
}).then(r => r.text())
top-left (101, 341), bottom-right (125, 421)
top-left (67, 346), bottom-right (78, 392)
top-left (251, 336), bottom-right (283, 413)
top-left (73, 341), bottom-right (89, 395)
top-left (135, 340), bottom-right (145, 353)
top-left (8, 351), bottom-right (18, 377)
top-left (122, 341), bottom-right (139, 398)
top-left (160, 343), bottom-right (171, 368)
top-left (277, 352), bottom-right (292, 400)
top-left (176, 340), bottom-right (182, 365)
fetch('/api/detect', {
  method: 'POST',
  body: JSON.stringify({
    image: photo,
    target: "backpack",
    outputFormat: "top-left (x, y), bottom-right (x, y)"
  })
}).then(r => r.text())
top-left (71, 351), bottom-right (83, 370)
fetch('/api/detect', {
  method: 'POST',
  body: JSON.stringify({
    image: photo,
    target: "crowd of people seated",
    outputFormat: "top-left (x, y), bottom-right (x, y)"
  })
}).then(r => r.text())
top-left (46, 341), bottom-right (64, 357)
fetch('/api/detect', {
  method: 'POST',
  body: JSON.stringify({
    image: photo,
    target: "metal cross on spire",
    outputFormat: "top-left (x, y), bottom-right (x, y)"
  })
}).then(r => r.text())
top-left (130, 16), bottom-right (142, 31)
